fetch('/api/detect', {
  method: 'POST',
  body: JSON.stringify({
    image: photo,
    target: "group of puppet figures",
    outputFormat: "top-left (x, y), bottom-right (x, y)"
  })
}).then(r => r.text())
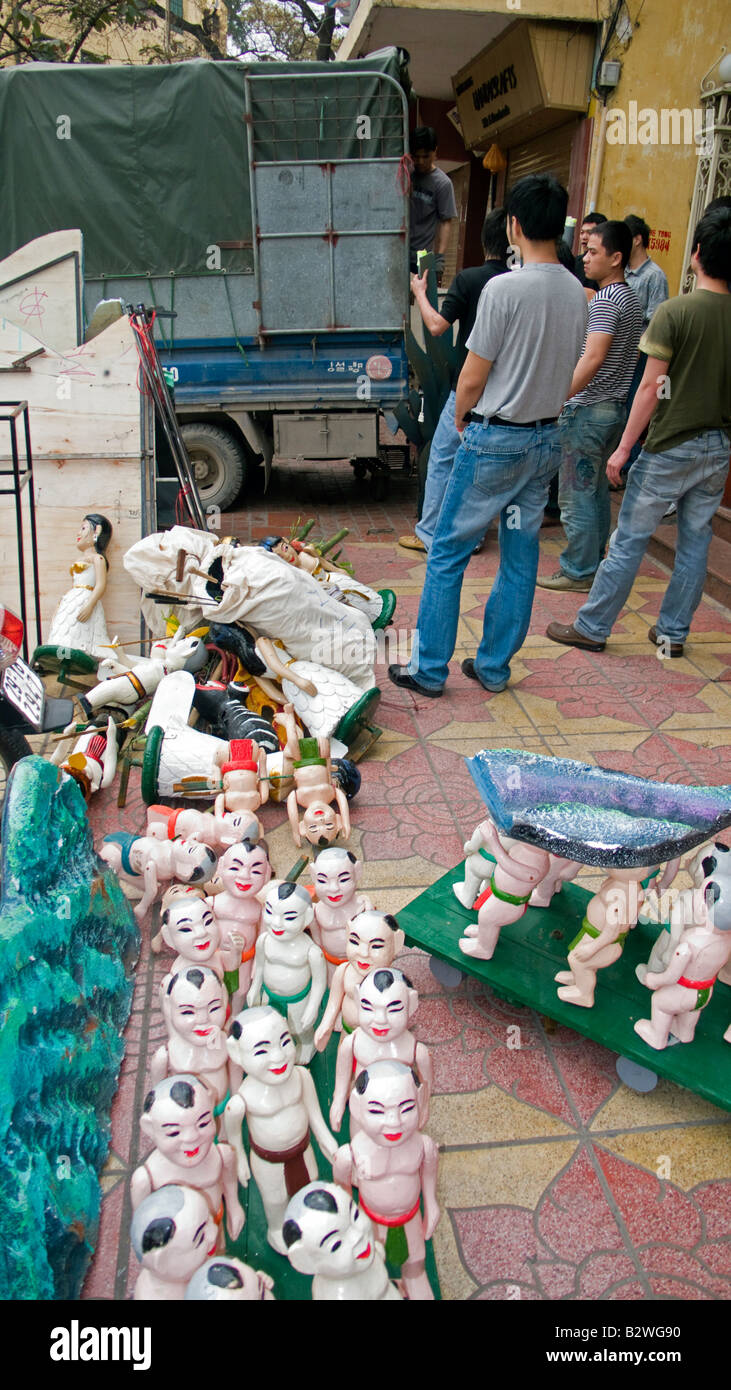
top-left (43, 519), bottom-right (393, 811)
top-left (454, 818), bottom-right (731, 1051)
top-left (123, 840), bottom-right (437, 1302)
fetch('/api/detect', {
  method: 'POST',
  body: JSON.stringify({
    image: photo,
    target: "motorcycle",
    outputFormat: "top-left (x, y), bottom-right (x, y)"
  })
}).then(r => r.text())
top-left (0, 606), bottom-right (75, 809)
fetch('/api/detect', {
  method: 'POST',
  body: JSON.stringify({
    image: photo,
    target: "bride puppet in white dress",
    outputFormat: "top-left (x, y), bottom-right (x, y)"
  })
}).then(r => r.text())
top-left (47, 514), bottom-right (114, 659)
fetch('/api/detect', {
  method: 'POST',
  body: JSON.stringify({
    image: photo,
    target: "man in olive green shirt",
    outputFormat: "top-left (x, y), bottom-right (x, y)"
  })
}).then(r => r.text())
top-left (546, 205), bottom-right (731, 658)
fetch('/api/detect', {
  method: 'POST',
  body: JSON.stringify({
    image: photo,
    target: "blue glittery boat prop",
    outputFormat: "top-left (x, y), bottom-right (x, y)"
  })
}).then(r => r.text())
top-left (466, 749), bottom-right (731, 868)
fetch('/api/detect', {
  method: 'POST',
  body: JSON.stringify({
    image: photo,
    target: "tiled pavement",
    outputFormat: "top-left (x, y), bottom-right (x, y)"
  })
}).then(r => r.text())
top-left (82, 460), bottom-right (731, 1301)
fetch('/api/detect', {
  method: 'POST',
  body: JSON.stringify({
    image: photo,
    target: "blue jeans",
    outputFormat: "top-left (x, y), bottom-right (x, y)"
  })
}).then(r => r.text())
top-left (622, 352), bottom-right (647, 472)
top-left (408, 421), bottom-right (561, 689)
top-left (575, 430), bottom-right (730, 644)
top-left (415, 389), bottom-right (461, 551)
top-left (557, 399), bottom-right (627, 579)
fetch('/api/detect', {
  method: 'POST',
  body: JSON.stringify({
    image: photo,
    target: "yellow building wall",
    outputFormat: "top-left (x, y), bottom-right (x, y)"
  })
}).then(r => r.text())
top-left (590, 0), bottom-right (726, 293)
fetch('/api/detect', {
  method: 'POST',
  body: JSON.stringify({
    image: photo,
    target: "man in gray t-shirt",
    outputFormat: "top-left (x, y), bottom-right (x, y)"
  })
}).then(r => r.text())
top-left (388, 174), bottom-right (588, 699)
top-left (537, 220), bottom-right (644, 591)
top-left (465, 264), bottom-right (587, 421)
top-left (409, 126), bottom-right (457, 279)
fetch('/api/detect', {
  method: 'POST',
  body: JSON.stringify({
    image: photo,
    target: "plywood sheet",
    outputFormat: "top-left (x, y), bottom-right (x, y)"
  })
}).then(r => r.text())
top-left (0, 313), bottom-right (147, 653)
top-left (0, 230), bottom-right (83, 352)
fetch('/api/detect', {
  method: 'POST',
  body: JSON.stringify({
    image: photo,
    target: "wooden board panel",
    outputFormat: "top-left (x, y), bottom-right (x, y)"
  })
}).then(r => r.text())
top-left (529, 23), bottom-right (594, 112)
top-left (0, 462), bottom-right (144, 650)
top-left (0, 324), bottom-right (141, 459)
top-left (397, 859), bottom-right (731, 1114)
top-left (0, 230), bottom-right (83, 352)
top-left (0, 314), bottom-right (147, 653)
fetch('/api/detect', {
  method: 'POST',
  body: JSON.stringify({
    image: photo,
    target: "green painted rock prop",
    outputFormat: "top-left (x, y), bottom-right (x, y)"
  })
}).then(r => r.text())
top-left (0, 756), bottom-right (139, 1299)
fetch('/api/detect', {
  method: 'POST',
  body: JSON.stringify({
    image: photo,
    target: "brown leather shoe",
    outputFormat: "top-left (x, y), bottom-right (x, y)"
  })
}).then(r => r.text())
top-left (546, 622), bottom-right (605, 651)
top-left (648, 625), bottom-right (684, 658)
top-left (398, 534), bottom-right (427, 553)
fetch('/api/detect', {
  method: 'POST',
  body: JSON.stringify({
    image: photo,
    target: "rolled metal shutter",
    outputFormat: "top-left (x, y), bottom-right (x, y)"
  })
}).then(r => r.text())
top-left (505, 118), bottom-right (579, 192)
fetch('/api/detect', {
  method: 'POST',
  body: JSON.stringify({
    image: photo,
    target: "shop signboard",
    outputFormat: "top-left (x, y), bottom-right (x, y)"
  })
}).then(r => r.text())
top-left (453, 19), bottom-right (594, 150)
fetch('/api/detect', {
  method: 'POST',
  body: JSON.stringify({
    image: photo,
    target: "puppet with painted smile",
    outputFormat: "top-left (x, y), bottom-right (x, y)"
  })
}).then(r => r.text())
top-left (130, 1075), bottom-right (244, 1248)
top-left (282, 1181), bottom-right (402, 1301)
top-left (333, 1059), bottom-right (439, 1301)
top-left (247, 881), bottom-right (327, 1064)
top-left (224, 1006), bottom-right (337, 1255)
top-left (329, 967), bottom-right (433, 1133)
top-left (152, 967), bottom-right (233, 1117)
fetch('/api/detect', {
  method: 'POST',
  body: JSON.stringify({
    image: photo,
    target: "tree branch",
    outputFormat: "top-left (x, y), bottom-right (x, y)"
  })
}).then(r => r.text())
top-left (0, 13), bottom-right (48, 59)
top-left (283, 0), bottom-right (322, 32)
top-left (315, 2), bottom-right (335, 60)
top-left (144, 0), bottom-right (227, 57)
top-left (66, 1), bottom-right (131, 61)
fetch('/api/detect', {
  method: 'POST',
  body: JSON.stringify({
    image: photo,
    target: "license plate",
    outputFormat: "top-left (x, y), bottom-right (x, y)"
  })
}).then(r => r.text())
top-left (2, 657), bottom-right (45, 728)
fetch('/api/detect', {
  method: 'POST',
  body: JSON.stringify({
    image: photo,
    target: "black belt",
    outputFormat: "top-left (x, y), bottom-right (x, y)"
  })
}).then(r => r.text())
top-left (467, 413), bottom-right (559, 428)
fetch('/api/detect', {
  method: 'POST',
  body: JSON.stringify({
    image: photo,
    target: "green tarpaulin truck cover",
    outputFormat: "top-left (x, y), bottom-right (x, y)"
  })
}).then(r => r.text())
top-left (0, 51), bottom-right (406, 279)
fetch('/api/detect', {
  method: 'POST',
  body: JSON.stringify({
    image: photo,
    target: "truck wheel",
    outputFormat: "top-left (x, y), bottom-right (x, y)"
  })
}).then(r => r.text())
top-left (181, 424), bottom-right (248, 511)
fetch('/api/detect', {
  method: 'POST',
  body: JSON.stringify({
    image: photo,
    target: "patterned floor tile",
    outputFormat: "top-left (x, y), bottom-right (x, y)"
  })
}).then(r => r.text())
top-left (595, 1124), bottom-right (731, 1188)
top-left (433, 1215), bottom-right (479, 1301)
top-left (592, 1078), bottom-right (730, 1132)
top-left (597, 731), bottom-right (731, 786)
top-left (429, 1086), bottom-right (574, 1147)
top-left (439, 1139), bottom-right (578, 1212)
top-left (540, 1028), bottom-right (621, 1125)
top-left (80, 461), bottom-right (731, 1302)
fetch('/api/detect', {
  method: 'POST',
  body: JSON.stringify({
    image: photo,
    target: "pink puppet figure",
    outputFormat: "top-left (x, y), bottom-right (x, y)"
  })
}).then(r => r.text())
top-left (333, 1059), bottom-right (439, 1301)
top-left (224, 1006), bottom-right (338, 1255)
top-left (458, 819), bottom-right (550, 961)
top-left (314, 910), bottom-right (406, 1050)
top-left (132, 1185), bottom-right (218, 1301)
top-left (211, 837), bottom-right (272, 1010)
top-left (454, 818), bottom-right (581, 915)
top-left (529, 853), bottom-right (582, 908)
top-left (99, 831), bottom-right (217, 929)
top-left (213, 737), bottom-right (269, 817)
top-left (310, 846), bottom-right (373, 980)
top-left (283, 730), bottom-right (351, 850)
top-left (635, 879), bottom-right (731, 1050)
top-left (130, 1074), bottom-right (244, 1249)
top-left (330, 966), bottom-right (432, 1133)
top-left (185, 1257), bottom-right (275, 1301)
top-left (146, 802), bottom-right (262, 855)
top-left (247, 880), bottom-right (327, 1065)
top-left (151, 966), bottom-right (235, 1117)
top-left (159, 895), bottom-right (240, 991)
top-left (684, 841), bottom-right (731, 988)
top-left (556, 864), bottom-right (661, 1008)
top-left (452, 817), bottom-right (520, 910)
top-left (282, 1182), bottom-right (402, 1301)
top-left (151, 880), bottom-right (209, 955)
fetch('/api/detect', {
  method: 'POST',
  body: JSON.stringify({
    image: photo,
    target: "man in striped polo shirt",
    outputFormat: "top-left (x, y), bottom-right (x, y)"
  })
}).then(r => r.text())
top-left (538, 220), bottom-right (644, 591)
